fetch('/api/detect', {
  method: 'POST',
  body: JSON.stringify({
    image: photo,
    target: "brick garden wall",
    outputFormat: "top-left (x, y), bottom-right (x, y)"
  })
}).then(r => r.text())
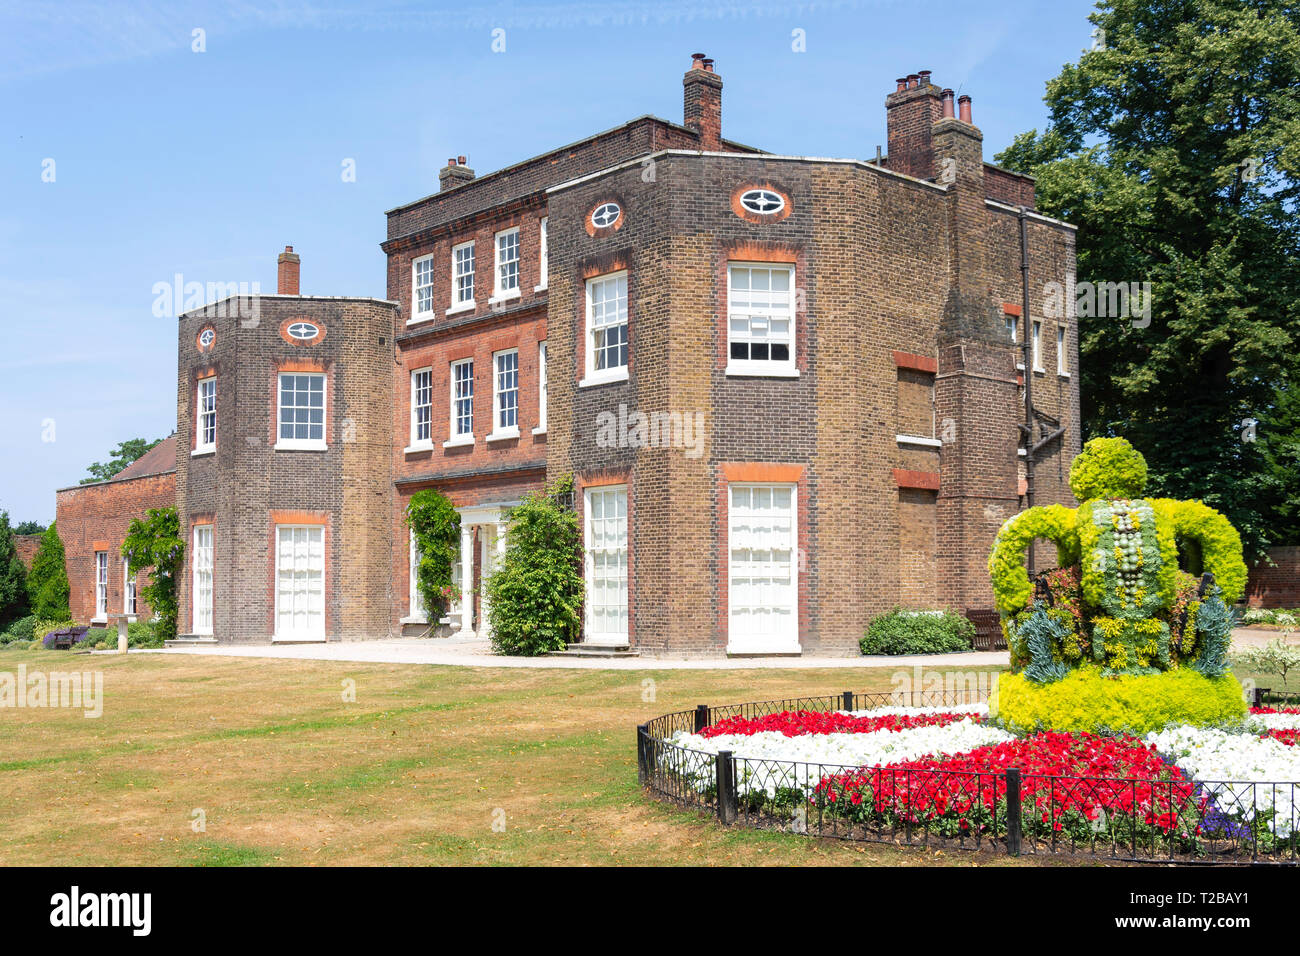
top-left (1246, 547), bottom-right (1300, 609)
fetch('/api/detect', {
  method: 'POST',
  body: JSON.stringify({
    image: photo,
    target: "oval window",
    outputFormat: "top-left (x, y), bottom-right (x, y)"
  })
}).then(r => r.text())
top-left (287, 322), bottom-right (319, 340)
top-left (739, 189), bottom-right (785, 215)
top-left (198, 328), bottom-right (215, 347)
top-left (591, 202), bottom-right (621, 229)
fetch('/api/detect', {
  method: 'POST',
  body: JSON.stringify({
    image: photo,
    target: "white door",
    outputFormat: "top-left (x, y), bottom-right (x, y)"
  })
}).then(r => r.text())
top-left (728, 484), bottom-right (798, 653)
top-left (275, 526), bottom-right (325, 640)
top-left (192, 526), bottom-right (213, 634)
top-left (584, 486), bottom-right (628, 645)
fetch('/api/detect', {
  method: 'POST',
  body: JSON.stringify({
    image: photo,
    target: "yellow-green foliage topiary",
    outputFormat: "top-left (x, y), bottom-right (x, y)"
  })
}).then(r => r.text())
top-left (1068, 437), bottom-right (1148, 501)
top-left (992, 666), bottom-right (1246, 736)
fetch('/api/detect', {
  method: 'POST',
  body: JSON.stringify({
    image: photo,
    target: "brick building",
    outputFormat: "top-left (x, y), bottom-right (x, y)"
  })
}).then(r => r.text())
top-left (53, 436), bottom-right (177, 623)
top-left (60, 56), bottom-right (1083, 655)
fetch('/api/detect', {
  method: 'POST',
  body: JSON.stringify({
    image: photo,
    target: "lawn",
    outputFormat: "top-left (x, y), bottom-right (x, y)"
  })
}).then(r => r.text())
top-left (0, 646), bottom-right (1034, 867)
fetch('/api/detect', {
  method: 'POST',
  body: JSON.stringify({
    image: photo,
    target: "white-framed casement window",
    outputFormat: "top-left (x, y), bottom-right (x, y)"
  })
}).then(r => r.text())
top-left (411, 253), bottom-right (436, 321)
top-left (192, 525), bottom-right (213, 635)
top-left (123, 558), bottom-right (136, 615)
top-left (492, 227), bottom-right (520, 301)
top-left (1005, 314), bottom-right (1018, 343)
top-left (533, 341), bottom-right (548, 434)
top-left (583, 485), bottom-right (628, 645)
top-left (274, 525), bottom-right (325, 641)
top-left (93, 551), bottom-right (108, 621)
top-left (728, 483), bottom-right (798, 654)
top-left (194, 376), bottom-right (216, 455)
top-left (488, 349), bottom-right (519, 440)
top-left (1057, 325), bottom-right (1069, 377)
top-left (445, 358), bottom-right (474, 447)
top-left (535, 217), bottom-right (548, 291)
top-left (409, 367), bottom-right (433, 449)
top-left (449, 241), bottom-right (475, 312)
top-left (582, 271), bottom-right (629, 386)
top-left (1032, 319), bottom-right (1044, 372)
top-left (276, 372), bottom-right (327, 450)
top-left (726, 262), bottom-right (796, 377)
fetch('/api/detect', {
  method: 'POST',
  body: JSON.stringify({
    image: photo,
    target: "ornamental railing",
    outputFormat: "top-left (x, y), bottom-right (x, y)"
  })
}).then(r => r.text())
top-left (637, 689), bottom-right (1299, 865)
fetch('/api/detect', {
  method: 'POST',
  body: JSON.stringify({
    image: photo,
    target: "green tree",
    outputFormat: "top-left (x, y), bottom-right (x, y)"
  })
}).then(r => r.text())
top-left (121, 507), bottom-right (184, 641)
top-left (81, 437), bottom-right (163, 484)
top-left (996, 0), bottom-right (1300, 558)
top-left (484, 476), bottom-right (584, 656)
top-left (405, 488), bottom-right (460, 618)
top-left (13, 521), bottom-right (46, 535)
top-left (26, 523), bottom-right (70, 620)
top-left (0, 511), bottom-right (29, 630)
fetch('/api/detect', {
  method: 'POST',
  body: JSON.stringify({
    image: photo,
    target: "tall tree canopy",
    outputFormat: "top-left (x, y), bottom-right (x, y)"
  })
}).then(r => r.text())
top-left (996, 0), bottom-right (1300, 557)
top-left (81, 437), bottom-right (164, 485)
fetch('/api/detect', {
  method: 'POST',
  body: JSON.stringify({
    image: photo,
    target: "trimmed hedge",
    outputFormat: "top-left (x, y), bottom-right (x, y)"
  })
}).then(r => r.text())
top-left (860, 608), bottom-right (975, 656)
top-left (993, 666), bottom-right (1247, 736)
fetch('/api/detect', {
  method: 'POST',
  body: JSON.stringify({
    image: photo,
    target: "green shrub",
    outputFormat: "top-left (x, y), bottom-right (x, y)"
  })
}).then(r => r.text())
top-left (121, 508), bottom-right (183, 642)
top-left (0, 511), bottom-right (30, 630)
top-left (406, 489), bottom-right (460, 619)
top-left (33, 618), bottom-right (74, 641)
top-left (1, 615), bottom-right (37, 643)
top-left (860, 608), bottom-right (975, 656)
top-left (127, 618), bottom-right (163, 648)
top-left (485, 477), bottom-right (584, 657)
top-left (26, 524), bottom-right (70, 620)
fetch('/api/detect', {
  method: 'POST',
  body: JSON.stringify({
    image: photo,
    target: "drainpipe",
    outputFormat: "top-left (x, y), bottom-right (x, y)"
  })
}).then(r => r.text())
top-left (1019, 206), bottom-right (1035, 575)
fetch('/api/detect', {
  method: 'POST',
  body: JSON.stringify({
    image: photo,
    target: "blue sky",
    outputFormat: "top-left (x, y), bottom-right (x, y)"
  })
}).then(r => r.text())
top-left (0, 0), bottom-right (1099, 524)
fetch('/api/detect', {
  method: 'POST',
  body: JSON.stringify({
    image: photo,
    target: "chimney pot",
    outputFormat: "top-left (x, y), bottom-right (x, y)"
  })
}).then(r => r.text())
top-left (277, 245), bottom-right (301, 296)
top-left (941, 88), bottom-right (955, 118)
top-left (457, 155), bottom-right (467, 165)
top-left (691, 52), bottom-right (706, 69)
top-left (958, 94), bottom-right (972, 124)
top-left (918, 70), bottom-right (932, 86)
top-left (702, 58), bottom-right (714, 72)
top-left (907, 73), bottom-right (919, 89)
top-left (440, 159), bottom-right (476, 191)
top-left (895, 77), bottom-right (908, 92)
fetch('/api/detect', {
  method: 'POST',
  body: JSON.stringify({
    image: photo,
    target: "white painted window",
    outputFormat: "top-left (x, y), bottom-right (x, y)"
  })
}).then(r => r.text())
top-left (275, 525), bottom-right (324, 640)
top-left (1057, 325), bottom-right (1068, 376)
top-left (537, 217), bottom-right (548, 290)
top-left (591, 202), bottom-right (621, 228)
top-left (584, 485), bottom-right (628, 644)
top-left (94, 552), bottom-right (108, 619)
top-left (277, 372), bottom-right (326, 450)
top-left (492, 349), bottom-right (519, 435)
top-left (739, 189), bottom-right (784, 214)
top-left (536, 342), bottom-right (548, 432)
top-left (1032, 319), bottom-right (1044, 372)
top-left (196, 377), bottom-right (216, 453)
top-left (727, 263), bottom-right (795, 376)
top-left (409, 530), bottom-right (427, 621)
top-left (1005, 315), bottom-right (1018, 343)
top-left (123, 558), bottom-right (136, 615)
top-left (412, 254), bottom-right (435, 318)
top-left (583, 271), bottom-right (628, 385)
top-left (449, 359), bottom-right (474, 440)
top-left (452, 241), bottom-right (475, 307)
top-left (410, 368), bottom-right (433, 446)
top-left (494, 228), bottom-right (520, 298)
top-left (728, 484), bottom-right (798, 652)
top-left (192, 526), bottom-right (213, 635)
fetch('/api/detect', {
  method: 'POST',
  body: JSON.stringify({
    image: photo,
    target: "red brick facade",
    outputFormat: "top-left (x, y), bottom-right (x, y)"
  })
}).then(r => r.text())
top-left (1246, 547), bottom-right (1300, 608)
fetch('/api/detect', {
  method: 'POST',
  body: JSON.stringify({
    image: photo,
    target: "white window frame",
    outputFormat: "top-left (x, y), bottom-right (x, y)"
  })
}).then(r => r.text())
top-left (488, 348), bottom-right (520, 441)
top-left (445, 358), bottom-right (475, 448)
top-left (275, 371), bottom-right (328, 451)
top-left (448, 241), bottom-right (475, 314)
top-left (123, 558), bottom-right (136, 615)
top-left (583, 484), bottom-right (629, 646)
top-left (534, 217), bottom-right (548, 292)
top-left (1007, 315), bottom-right (1025, 370)
top-left (727, 482), bottom-right (799, 654)
top-left (491, 227), bottom-right (520, 303)
top-left (581, 270), bottom-right (629, 387)
top-left (1057, 325), bottom-right (1069, 377)
top-left (406, 529), bottom-right (428, 623)
top-left (726, 262), bottom-right (797, 378)
top-left (1032, 319), bottom-right (1044, 372)
top-left (532, 341), bottom-right (548, 435)
top-left (192, 525), bottom-right (213, 635)
top-left (273, 524), bottom-right (325, 641)
top-left (93, 551), bottom-right (108, 622)
top-left (194, 376), bottom-right (216, 455)
top-left (407, 367), bottom-right (433, 451)
top-left (410, 253), bottom-right (436, 323)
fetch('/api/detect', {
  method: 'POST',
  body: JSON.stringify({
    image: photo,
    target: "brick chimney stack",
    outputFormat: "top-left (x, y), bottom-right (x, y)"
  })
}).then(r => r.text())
top-left (277, 245), bottom-right (300, 295)
top-left (439, 156), bottom-right (476, 192)
top-left (683, 52), bottom-right (723, 151)
top-left (884, 69), bottom-right (944, 180)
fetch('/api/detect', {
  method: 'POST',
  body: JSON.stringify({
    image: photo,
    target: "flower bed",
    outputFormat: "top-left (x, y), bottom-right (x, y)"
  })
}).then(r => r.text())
top-left (642, 695), bottom-right (1300, 861)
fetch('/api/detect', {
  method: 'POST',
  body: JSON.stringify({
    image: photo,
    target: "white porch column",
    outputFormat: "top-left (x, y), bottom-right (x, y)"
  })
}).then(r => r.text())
top-left (457, 522), bottom-right (475, 638)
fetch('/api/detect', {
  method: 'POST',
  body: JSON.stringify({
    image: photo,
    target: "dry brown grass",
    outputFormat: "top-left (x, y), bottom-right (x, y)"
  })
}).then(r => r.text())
top-left (0, 647), bottom-right (1041, 866)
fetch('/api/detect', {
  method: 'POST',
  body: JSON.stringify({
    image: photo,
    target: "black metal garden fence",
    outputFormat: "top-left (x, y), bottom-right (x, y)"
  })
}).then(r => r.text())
top-left (637, 689), bottom-right (1300, 865)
